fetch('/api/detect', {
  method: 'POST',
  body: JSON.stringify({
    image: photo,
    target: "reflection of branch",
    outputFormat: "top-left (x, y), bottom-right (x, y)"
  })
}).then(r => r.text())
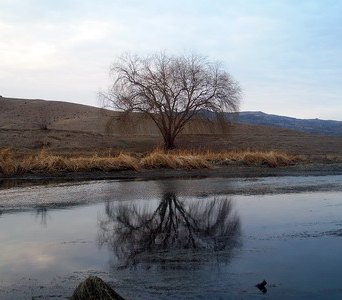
top-left (98, 193), bottom-right (240, 268)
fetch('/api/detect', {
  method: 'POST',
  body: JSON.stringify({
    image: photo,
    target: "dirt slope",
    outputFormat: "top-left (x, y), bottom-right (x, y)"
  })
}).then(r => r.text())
top-left (0, 97), bottom-right (341, 158)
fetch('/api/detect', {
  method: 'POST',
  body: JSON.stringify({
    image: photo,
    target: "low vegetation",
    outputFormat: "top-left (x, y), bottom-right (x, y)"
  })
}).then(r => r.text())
top-left (0, 148), bottom-right (139, 175)
top-left (0, 148), bottom-right (301, 176)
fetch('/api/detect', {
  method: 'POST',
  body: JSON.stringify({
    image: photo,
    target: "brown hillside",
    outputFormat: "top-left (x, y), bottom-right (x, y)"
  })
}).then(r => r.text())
top-left (0, 97), bottom-right (341, 159)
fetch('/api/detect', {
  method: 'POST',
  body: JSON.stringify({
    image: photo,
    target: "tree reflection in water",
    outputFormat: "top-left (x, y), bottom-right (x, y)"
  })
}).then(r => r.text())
top-left (98, 192), bottom-right (241, 268)
top-left (35, 206), bottom-right (50, 226)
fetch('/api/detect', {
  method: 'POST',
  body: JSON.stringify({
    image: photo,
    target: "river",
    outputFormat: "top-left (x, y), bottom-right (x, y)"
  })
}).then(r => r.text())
top-left (0, 175), bottom-right (341, 299)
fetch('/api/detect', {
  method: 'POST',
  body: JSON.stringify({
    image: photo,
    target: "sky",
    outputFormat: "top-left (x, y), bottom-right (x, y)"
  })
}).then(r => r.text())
top-left (0, 0), bottom-right (341, 120)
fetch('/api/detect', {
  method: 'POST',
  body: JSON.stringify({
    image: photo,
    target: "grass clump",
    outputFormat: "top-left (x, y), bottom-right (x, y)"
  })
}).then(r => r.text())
top-left (0, 148), bottom-right (18, 175)
top-left (215, 150), bottom-right (299, 167)
top-left (67, 153), bottom-right (139, 172)
top-left (141, 149), bottom-right (211, 169)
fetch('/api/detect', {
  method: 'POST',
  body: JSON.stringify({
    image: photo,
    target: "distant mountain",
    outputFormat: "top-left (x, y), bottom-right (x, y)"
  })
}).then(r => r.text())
top-left (234, 111), bottom-right (342, 137)
top-left (196, 109), bottom-right (342, 136)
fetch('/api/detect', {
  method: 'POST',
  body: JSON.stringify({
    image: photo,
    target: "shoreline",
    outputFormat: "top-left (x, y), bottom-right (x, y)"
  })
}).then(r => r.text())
top-left (1, 163), bottom-right (342, 184)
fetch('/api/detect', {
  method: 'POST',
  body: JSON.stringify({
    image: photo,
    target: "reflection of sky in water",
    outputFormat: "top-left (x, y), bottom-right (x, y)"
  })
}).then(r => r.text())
top-left (0, 176), bottom-right (342, 299)
top-left (0, 205), bottom-right (109, 284)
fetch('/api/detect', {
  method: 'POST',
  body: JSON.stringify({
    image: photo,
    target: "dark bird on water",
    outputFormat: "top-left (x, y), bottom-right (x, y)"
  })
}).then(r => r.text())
top-left (256, 280), bottom-right (267, 294)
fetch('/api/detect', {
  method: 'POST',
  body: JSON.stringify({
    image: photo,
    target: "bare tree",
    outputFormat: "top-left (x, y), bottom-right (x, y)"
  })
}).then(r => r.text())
top-left (101, 52), bottom-right (241, 149)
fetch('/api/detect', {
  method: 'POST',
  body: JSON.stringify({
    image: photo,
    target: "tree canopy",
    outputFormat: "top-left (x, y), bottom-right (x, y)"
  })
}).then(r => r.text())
top-left (102, 52), bottom-right (241, 149)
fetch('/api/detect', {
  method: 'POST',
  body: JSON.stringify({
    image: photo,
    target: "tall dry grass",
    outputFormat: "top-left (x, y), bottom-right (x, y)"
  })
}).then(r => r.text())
top-left (199, 149), bottom-right (299, 167)
top-left (0, 148), bottom-right (300, 175)
top-left (0, 148), bottom-right (139, 175)
top-left (142, 148), bottom-right (299, 168)
top-left (141, 149), bottom-right (211, 169)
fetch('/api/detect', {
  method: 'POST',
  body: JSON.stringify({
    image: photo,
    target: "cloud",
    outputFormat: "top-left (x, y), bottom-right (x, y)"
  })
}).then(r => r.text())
top-left (0, 18), bottom-right (116, 70)
top-left (0, 0), bottom-right (341, 120)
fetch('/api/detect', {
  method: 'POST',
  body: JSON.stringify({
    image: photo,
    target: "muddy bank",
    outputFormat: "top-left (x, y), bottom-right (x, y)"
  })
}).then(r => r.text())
top-left (0, 163), bottom-right (342, 183)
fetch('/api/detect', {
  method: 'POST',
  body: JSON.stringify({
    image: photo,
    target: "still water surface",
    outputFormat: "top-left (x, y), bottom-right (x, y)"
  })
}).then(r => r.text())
top-left (0, 176), bottom-right (342, 299)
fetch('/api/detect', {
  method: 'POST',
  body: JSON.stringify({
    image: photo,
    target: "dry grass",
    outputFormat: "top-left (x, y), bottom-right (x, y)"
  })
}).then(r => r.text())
top-left (198, 149), bottom-right (299, 167)
top-left (0, 148), bottom-right (301, 176)
top-left (141, 149), bottom-right (211, 169)
top-left (0, 148), bottom-right (139, 175)
top-left (143, 148), bottom-right (300, 168)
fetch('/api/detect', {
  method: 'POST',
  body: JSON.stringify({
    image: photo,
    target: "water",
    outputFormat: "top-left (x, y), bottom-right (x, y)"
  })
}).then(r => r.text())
top-left (0, 176), bottom-right (342, 299)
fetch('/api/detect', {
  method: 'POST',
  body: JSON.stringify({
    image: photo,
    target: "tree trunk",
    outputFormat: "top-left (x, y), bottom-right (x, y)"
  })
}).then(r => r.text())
top-left (163, 134), bottom-right (176, 150)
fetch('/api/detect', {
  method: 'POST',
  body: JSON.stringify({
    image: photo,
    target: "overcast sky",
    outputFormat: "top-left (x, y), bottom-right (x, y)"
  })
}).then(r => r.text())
top-left (0, 0), bottom-right (341, 120)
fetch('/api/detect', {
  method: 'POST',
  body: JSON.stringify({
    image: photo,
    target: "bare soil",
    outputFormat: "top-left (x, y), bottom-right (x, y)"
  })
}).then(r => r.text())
top-left (0, 97), bottom-right (341, 162)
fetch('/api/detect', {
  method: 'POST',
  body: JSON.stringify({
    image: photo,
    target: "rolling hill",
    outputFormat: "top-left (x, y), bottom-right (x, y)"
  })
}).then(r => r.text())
top-left (0, 97), bottom-right (341, 158)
